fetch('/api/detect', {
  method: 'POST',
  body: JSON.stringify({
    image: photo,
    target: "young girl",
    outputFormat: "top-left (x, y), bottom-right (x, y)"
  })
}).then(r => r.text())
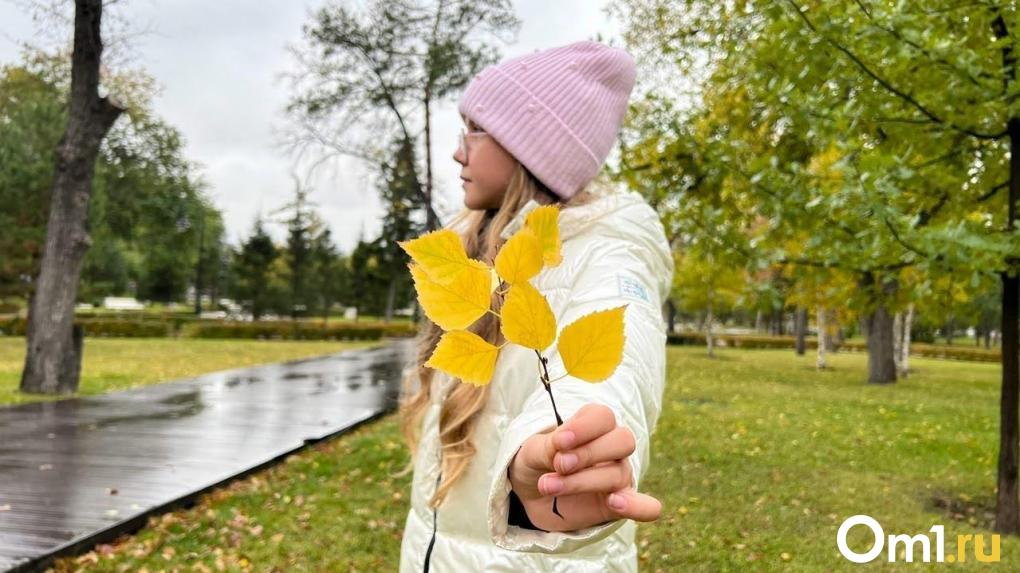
top-left (398, 40), bottom-right (674, 572)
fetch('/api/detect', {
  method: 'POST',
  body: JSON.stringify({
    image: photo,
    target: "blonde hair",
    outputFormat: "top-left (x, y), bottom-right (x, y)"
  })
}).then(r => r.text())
top-left (398, 161), bottom-right (604, 508)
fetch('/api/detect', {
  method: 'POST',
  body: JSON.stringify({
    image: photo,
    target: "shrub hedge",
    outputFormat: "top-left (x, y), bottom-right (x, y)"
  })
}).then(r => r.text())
top-left (0, 317), bottom-right (172, 338)
top-left (667, 333), bottom-right (1001, 363)
top-left (0, 317), bottom-right (418, 341)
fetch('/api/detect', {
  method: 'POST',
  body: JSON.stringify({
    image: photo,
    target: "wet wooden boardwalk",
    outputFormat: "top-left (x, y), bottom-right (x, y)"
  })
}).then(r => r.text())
top-left (0, 338), bottom-right (415, 572)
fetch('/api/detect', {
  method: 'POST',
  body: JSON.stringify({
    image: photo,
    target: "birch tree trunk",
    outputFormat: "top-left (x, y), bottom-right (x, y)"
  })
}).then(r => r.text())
top-left (900, 303), bottom-right (914, 378)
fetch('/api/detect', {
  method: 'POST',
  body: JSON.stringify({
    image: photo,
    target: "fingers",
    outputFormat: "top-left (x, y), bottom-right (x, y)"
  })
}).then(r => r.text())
top-left (553, 425), bottom-right (635, 475)
top-left (519, 404), bottom-right (619, 474)
top-left (606, 487), bottom-right (662, 522)
top-left (539, 459), bottom-right (632, 497)
top-left (549, 403), bottom-right (617, 453)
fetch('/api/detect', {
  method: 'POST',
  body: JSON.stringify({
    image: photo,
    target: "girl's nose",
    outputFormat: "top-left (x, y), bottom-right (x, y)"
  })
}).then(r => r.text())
top-left (453, 145), bottom-right (466, 166)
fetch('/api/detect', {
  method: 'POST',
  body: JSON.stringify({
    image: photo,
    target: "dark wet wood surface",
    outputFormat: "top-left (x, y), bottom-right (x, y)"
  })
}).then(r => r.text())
top-left (0, 338), bottom-right (415, 572)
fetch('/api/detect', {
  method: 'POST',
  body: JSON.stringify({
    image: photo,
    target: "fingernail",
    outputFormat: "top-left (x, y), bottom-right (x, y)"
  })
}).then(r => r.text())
top-left (608, 492), bottom-right (626, 511)
top-left (559, 453), bottom-right (578, 473)
top-left (556, 430), bottom-right (575, 450)
top-left (541, 475), bottom-right (564, 495)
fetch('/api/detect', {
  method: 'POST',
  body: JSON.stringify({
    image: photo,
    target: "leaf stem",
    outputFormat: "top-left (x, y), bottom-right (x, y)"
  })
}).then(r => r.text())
top-left (534, 350), bottom-right (563, 425)
top-left (533, 349), bottom-right (564, 518)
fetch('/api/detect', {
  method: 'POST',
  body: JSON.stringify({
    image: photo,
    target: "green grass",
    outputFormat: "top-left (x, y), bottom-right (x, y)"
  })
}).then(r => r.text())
top-left (43, 346), bottom-right (1020, 572)
top-left (0, 336), bottom-right (380, 406)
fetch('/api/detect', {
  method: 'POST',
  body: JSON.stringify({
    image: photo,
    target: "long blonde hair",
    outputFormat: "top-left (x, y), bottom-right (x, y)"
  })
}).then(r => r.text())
top-left (398, 160), bottom-right (602, 508)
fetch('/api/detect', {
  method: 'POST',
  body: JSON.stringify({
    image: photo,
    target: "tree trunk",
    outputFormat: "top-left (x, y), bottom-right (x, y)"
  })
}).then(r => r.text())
top-left (423, 89), bottom-right (436, 231)
top-left (900, 303), bottom-right (914, 378)
top-left (862, 273), bottom-right (897, 385)
top-left (755, 309), bottom-right (764, 333)
top-left (945, 315), bottom-right (954, 346)
top-left (999, 267), bottom-right (1020, 534)
top-left (19, 0), bottom-right (123, 395)
top-left (705, 293), bottom-right (714, 359)
top-left (995, 115), bottom-right (1020, 534)
top-left (194, 219), bottom-right (205, 315)
top-left (816, 306), bottom-right (827, 370)
top-left (893, 311), bottom-right (903, 375)
top-left (383, 278), bottom-right (397, 323)
top-left (664, 298), bottom-right (676, 334)
top-left (794, 306), bottom-right (807, 355)
top-left (775, 309), bottom-right (785, 335)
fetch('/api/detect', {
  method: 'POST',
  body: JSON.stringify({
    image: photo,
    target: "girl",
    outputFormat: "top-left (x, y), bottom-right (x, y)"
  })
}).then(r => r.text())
top-left (398, 40), bottom-right (674, 572)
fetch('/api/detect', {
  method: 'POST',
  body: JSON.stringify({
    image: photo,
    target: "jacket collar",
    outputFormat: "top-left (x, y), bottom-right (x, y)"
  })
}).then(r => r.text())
top-left (498, 185), bottom-right (626, 242)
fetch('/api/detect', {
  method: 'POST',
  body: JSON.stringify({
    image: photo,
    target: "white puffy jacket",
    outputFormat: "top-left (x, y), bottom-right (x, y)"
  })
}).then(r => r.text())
top-left (398, 186), bottom-right (674, 573)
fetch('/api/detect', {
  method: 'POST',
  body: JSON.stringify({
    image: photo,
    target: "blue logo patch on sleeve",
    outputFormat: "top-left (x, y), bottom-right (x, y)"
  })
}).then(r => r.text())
top-left (617, 273), bottom-right (650, 304)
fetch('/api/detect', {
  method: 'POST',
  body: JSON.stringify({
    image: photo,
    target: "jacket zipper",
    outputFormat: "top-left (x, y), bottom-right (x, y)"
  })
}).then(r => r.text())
top-left (422, 471), bottom-right (441, 573)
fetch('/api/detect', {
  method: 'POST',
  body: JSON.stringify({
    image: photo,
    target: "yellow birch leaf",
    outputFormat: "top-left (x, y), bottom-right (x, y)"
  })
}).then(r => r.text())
top-left (525, 205), bottom-right (562, 267)
top-left (425, 330), bottom-right (500, 386)
top-left (501, 281), bottom-right (556, 351)
top-left (558, 305), bottom-right (628, 382)
top-left (409, 263), bottom-right (491, 330)
top-left (398, 229), bottom-right (488, 284)
top-left (494, 227), bottom-right (543, 284)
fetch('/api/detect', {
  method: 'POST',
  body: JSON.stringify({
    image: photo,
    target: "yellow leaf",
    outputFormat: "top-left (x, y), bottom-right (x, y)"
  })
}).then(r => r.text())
top-left (494, 227), bottom-right (543, 284)
top-left (525, 205), bottom-right (562, 266)
top-left (501, 281), bottom-right (556, 351)
top-left (398, 229), bottom-right (488, 284)
top-left (558, 305), bottom-right (628, 382)
top-left (425, 330), bottom-right (500, 386)
top-left (410, 263), bottom-right (491, 330)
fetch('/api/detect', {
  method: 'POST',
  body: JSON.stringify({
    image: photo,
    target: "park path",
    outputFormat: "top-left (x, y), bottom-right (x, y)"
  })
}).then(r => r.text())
top-left (0, 338), bottom-right (415, 573)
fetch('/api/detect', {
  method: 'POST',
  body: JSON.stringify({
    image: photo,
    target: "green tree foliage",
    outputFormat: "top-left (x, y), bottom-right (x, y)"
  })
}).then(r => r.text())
top-left (232, 217), bottom-right (280, 321)
top-left (0, 52), bottom-right (218, 306)
top-left (611, 0), bottom-right (1020, 534)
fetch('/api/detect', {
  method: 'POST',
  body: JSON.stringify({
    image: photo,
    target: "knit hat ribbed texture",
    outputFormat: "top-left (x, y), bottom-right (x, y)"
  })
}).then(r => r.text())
top-left (457, 40), bottom-right (636, 200)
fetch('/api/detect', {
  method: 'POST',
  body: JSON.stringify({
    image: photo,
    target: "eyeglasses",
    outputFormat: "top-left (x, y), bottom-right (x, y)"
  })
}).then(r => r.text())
top-left (458, 127), bottom-right (489, 158)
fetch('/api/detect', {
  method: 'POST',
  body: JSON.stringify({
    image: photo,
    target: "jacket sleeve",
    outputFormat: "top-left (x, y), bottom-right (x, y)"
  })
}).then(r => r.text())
top-left (485, 236), bottom-right (669, 554)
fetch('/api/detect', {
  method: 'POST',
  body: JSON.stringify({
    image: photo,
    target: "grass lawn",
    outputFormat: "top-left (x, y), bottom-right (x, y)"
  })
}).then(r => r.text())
top-left (42, 346), bottom-right (1020, 572)
top-left (0, 336), bottom-right (380, 406)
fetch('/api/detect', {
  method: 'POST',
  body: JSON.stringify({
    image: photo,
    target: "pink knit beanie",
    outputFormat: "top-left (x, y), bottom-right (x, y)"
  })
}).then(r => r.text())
top-left (457, 40), bottom-right (637, 200)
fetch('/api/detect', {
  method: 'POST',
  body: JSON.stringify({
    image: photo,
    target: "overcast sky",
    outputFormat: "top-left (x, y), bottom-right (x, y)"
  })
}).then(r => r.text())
top-left (0, 0), bottom-right (623, 253)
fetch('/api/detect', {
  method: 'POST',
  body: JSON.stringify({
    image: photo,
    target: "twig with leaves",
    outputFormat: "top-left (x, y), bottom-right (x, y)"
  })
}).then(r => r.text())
top-left (400, 205), bottom-right (627, 520)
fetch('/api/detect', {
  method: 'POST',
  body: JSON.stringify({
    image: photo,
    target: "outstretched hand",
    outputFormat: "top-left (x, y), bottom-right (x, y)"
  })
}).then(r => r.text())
top-left (508, 403), bottom-right (662, 532)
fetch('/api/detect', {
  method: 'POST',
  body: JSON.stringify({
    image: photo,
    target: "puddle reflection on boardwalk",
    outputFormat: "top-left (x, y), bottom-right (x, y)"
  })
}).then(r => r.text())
top-left (0, 338), bottom-right (415, 572)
